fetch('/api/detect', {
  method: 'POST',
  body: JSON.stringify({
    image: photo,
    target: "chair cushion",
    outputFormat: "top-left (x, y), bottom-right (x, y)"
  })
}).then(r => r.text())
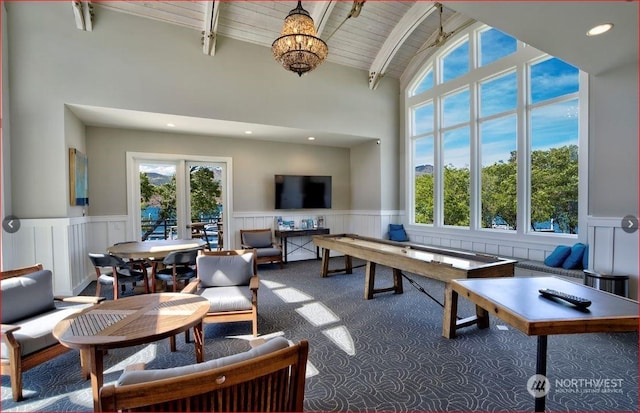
top-left (0, 302), bottom-right (92, 358)
top-left (255, 247), bottom-right (282, 258)
top-left (198, 286), bottom-right (253, 312)
top-left (242, 231), bottom-right (273, 248)
top-left (117, 337), bottom-right (291, 386)
top-left (1, 270), bottom-right (55, 324)
top-left (197, 254), bottom-right (254, 287)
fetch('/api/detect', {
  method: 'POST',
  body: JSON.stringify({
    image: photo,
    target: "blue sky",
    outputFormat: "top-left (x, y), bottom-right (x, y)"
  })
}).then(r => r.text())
top-left (413, 28), bottom-right (580, 169)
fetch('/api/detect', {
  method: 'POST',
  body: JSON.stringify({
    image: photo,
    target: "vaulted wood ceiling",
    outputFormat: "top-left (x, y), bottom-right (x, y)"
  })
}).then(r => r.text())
top-left (73, 1), bottom-right (473, 90)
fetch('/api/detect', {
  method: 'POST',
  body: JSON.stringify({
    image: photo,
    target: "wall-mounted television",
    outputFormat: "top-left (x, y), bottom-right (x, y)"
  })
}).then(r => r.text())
top-left (275, 175), bottom-right (332, 209)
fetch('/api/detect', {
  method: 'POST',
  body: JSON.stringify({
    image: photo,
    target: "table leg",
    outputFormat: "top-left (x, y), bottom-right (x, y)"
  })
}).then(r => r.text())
top-left (392, 268), bottom-right (403, 294)
top-left (282, 237), bottom-right (289, 263)
top-left (79, 348), bottom-right (90, 380)
top-left (534, 335), bottom-right (548, 412)
top-left (90, 347), bottom-right (104, 411)
top-left (364, 261), bottom-right (377, 299)
top-left (321, 248), bottom-right (330, 278)
top-left (442, 283), bottom-right (458, 338)
top-left (193, 321), bottom-right (205, 363)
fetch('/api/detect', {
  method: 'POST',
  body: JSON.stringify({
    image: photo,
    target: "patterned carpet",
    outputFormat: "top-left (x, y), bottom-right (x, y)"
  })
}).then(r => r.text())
top-left (2, 257), bottom-right (638, 412)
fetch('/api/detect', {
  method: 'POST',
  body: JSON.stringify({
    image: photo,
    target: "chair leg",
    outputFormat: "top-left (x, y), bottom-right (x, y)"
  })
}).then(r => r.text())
top-left (169, 335), bottom-right (177, 352)
top-left (7, 337), bottom-right (23, 401)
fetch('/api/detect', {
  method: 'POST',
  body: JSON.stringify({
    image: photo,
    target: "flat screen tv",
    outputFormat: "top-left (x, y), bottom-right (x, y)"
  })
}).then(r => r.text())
top-left (275, 175), bottom-right (332, 209)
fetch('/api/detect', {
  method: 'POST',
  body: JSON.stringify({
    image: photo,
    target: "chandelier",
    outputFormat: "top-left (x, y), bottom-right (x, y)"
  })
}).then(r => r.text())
top-left (271, 1), bottom-right (328, 76)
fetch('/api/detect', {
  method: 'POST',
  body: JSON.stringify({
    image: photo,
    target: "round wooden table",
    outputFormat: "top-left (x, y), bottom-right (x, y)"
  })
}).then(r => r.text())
top-left (53, 293), bottom-right (210, 411)
top-left (107, 239), bottom-right (207, 260)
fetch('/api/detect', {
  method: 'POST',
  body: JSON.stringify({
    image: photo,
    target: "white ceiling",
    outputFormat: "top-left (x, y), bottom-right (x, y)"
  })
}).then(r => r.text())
top-left (69, 1), bottom-right (638, 147)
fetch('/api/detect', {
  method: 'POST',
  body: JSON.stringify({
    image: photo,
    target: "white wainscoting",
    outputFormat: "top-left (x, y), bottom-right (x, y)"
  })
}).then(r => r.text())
top-left (2, 217), bottom-right (92, 296)
top-left (587, 216), bottom-right (638, 299)
top-left (7, 213), bottom-right (633, 299)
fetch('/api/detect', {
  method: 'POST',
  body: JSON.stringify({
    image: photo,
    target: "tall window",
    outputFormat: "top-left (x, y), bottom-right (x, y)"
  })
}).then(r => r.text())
top-left (407, 24), bottom-right (582, 236)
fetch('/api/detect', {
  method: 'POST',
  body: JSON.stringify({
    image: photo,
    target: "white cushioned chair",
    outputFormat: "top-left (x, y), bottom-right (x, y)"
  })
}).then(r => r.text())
top-left (182, 249), bottom-right (259, 336)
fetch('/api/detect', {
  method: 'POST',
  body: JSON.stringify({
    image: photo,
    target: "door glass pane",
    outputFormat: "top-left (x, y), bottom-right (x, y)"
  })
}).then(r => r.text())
top-left (139, 163), bottom-right (177, 240)
top-left (188, 163), bottom-right (223, 249)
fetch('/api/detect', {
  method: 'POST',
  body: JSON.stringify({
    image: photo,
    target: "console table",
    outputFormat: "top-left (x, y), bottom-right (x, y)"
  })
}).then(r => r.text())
top-left (275, 228), bottom-right (330, 263)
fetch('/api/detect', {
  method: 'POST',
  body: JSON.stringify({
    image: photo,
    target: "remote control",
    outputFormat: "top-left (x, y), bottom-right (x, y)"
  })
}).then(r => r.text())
top-left (538, 288), bottom-right (592, 308)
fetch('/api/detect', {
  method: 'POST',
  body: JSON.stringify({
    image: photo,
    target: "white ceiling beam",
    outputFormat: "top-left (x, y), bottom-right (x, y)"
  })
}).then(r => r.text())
top-left (368, 2), bottom-right (438, 90)
top-left (71, 1), bottom-right (93, 31)
top-left (202, 1), bottom-right (220, 56)
top-left (310, 1), bottom-right (338, 38)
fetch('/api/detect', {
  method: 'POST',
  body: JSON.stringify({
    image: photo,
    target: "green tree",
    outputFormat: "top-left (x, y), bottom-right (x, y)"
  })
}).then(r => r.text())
top-left (531, 145), bottom-right (578, 233)
top-left (443, 165), bottom-right (470, 226)
top-left (415, 173), bottom-right (434, 224)
top-left (189, 167), bottom-right (221, 221)
top-left (140, 172), bottom-right (154, 210)
top-left (481, 151), bottom-right (517, 229)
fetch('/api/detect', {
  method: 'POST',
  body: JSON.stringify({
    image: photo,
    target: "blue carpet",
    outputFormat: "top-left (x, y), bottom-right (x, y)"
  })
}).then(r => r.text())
top-left (2, 258), bottom-right (637, 411)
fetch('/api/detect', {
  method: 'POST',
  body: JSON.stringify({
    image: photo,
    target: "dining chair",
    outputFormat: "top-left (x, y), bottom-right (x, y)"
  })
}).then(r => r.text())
top-left (88, 253), bottom-right (149, 300)
top-left (152, 248), bottom-right (201, 292)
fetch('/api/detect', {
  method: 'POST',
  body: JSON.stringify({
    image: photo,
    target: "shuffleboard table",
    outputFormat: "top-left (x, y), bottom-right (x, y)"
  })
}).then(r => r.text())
top-left (313, 233), bottom-right (515, 292)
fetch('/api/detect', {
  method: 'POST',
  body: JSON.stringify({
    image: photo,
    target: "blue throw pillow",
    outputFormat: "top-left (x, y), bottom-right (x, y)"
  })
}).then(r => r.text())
top-left (562, 243), bottom-right (586, 269)
top-left (388, 224), bottom-right (409, 242)
top-left (544, 245), bottom-right (571, 267)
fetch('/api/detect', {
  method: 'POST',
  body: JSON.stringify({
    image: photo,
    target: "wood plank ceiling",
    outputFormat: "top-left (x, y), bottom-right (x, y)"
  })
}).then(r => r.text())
top-left (72, 1), bottom-right (474, 89)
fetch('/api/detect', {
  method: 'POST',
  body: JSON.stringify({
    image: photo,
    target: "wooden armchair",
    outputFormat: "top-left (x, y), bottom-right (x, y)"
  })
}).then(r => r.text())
top-left (240, 228), bottom-right (284, 268)
top-left (182, 249), bottom-right (260, 336)
top-left (1, 264), bottom-right (104, 401)
top-left (99, 337), bottom-right (309, 412)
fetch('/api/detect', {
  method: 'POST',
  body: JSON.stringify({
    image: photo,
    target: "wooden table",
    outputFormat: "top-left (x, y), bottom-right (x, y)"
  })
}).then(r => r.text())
top-left (107, 239), bottom-right (207, 260)
top-left (275, 228), bottom-right (330, 262)
top-left (108, 239), bottom-right (206, 292)
top-left (443, 276), bottom-right (639, 411)
top-left (312, 234), bottom-right (515, 299)
top-left (53, 293), bottom-right (210, 410)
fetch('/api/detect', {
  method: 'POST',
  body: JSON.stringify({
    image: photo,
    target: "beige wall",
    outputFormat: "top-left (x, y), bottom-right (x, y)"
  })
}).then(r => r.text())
top-left (86, 127), bottom-right (351, 215)
top-left (5, 2), bottom-right (398, 218)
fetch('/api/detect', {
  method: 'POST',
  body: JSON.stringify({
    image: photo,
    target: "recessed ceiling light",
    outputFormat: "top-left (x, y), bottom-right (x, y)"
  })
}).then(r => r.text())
top-left (587, 23), bottom-right (613, 36)
top-left (308, 136), bottom-right (316, 141)
top-left (167, 123), bottom-right (176, 127)
top-left (244, 130), bottom-right (253, 134)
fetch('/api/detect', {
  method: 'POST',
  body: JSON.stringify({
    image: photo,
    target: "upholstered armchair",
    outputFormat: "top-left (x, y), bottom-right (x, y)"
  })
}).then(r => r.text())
top-left (1, 264), bottom-right (104, 401)
top-left (240, 229), bottom-right (284, 268)
top-left (182, 249), bottom-right (259, 336)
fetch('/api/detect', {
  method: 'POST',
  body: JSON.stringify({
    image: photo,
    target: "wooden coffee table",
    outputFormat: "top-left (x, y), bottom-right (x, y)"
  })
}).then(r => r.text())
top-left (53, 293), bottom-right (210, 410)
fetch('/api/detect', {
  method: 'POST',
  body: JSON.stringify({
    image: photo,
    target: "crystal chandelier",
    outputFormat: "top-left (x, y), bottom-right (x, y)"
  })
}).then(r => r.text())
top-left (271, 1), bottom-right (328, 76)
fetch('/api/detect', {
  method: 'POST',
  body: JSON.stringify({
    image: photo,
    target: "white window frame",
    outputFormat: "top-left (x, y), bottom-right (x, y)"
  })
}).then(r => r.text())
top-left (405, 23), bottom-right (588, 243)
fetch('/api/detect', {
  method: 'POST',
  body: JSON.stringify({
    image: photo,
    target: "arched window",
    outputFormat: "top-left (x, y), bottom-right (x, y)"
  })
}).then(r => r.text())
top-left (406, 24), bottom-right (583, 236)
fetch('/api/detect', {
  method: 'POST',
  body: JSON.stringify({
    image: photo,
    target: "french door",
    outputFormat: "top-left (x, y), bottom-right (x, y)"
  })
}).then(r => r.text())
top-left (126, 152), bottom-right (232, 248)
